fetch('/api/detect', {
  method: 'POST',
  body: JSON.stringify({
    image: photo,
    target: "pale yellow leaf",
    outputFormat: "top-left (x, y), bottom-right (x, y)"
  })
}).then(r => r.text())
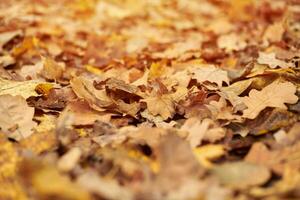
top-left (0, 78), bottom-right (43, 99)
top-left (257, 52), bottom-right (293, 69)
top-left (190, 65), bottom-right (229, 87)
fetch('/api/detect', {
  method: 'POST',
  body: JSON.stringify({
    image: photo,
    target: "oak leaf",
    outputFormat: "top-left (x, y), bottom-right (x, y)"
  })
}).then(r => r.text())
top-left (257, 52), bottom-right (293, 69)
top-left (190, 65), bottom-right (229, 87)
top-left (242, 81), bottom-right (298, 119)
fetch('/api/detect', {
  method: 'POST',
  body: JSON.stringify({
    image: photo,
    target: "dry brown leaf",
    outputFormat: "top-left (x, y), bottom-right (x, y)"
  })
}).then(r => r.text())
top-left (70, 76), bottom-right (113, 111)
top-left (242, 81), bottom-right (298, 119)
top-left (41, 57), bottom-right (64, 80)
top-left (0, 95), bottom-right (36, 141)
top-left (263, 22), bottom-right (285, 43)
top-left (206, 97), bottom-right (242, 121)
top-left (138, 134), bottom-right (204, 200)
top-left (61, 101), bottom-right (111, 126)
top-left (143, 95), bottom-right (175, 120)
top-left (219, 79), bottom-right (253, 108)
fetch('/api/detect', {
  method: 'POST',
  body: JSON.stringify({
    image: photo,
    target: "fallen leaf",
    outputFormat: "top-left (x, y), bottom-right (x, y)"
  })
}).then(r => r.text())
top-left (242, 81), bottom-right (298, 119)
top-left (57, 147), bottom-right (82, 172)
top-left (143, 94), bottom-right (175, 120)
top-left (0, 30), bottom-right (22, 50)
top-left (193, 144), bottom-right (225, 168)
top-left (41, 57), bottom-right (64, 80)
top-left (77, 171), bottom-right (134, 200)
top-left (257, 52), bottom-right (293, 69)
top-left (190, 65), bottom-right (229, 87)
top-left (212, 161), bottom-right (271, 189)
top-left (245, 141), bottom-right (300, 175)
top-left (0, 95), bottom-right (36, 141)
top-left (181, 118), bottom-right (225, 148)
top-left (0, 78), bottom-right (44, 99)
top-left (70, 76), bottom-right (113, 111)
top-left (217, 33), bottom-right (247, 52)
top-left (19, 158), bottom-right (91, 200)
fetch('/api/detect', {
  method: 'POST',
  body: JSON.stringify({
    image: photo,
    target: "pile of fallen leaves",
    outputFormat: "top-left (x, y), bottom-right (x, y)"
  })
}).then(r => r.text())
top-left (1, 0), bottom-right (300, 199)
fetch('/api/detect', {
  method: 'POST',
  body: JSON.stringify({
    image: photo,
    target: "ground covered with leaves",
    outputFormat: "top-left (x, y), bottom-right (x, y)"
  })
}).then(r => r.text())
top-left (1, 0), bottom-right (300, 199)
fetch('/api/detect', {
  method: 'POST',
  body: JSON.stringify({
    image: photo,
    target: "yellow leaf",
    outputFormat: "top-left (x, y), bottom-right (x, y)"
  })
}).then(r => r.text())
top-left (193, 145), bottom-right (225, 168)
top-left (35, 83), bottom-right (54, 97)
top-left (85, 64), bottom-right (103, 76)
top-left (127, 149), bottom-right (159, 173)
top-left (0, 78), bottom-right (43, 99)
top-left (12, 37), bottom-right (39, 56)
top-left (31, 165), bottom-right (91, 200)
top-left (149, 62), bottom-right (164, 78)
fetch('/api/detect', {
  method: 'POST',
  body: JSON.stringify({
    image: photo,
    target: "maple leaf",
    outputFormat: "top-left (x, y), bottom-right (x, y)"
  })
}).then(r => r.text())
top-left (190, 65), bottom-right (229, 87)
top-left (242, 81), bottom-right (298, 119)
top-left (0, 95), bottom-right (36, 141)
